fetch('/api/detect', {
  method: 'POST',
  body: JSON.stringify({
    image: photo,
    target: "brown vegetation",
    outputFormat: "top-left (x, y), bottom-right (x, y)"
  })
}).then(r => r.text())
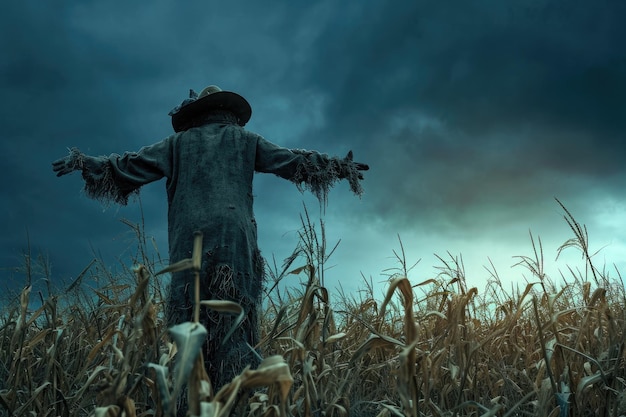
top-left (1, 201), bottom-right (624, 416)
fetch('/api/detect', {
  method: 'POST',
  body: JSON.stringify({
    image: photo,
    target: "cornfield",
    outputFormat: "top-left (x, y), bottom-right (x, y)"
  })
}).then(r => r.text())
top-left (1, 200), bottom-right (624, 417)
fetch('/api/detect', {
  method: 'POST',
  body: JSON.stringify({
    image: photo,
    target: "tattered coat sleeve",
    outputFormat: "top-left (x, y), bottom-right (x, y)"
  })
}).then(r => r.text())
top-left (74, 138), bottom-right (173, 205)
top-left (254, 136), bottom-right (364, 205)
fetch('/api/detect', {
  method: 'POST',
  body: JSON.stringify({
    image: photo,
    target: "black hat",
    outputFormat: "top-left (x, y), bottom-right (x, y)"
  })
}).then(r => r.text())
top-left (169, 85), bottom-right (252, 132)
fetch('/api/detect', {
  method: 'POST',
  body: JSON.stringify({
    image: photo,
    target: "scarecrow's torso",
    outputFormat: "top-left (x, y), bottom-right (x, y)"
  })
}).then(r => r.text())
top-left (165, 123), bottom-right (261, 281)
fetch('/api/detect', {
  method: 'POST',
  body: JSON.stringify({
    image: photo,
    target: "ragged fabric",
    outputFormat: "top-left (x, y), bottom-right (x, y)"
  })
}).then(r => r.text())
top-left (290, 148), bottom-right (364, 205)
top-left (65, 147), bottom-right (138, 205)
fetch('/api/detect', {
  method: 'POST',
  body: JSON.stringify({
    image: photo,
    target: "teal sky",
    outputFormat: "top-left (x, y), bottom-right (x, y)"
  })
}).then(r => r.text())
top-left (1, 1), bottom-right (624, 300)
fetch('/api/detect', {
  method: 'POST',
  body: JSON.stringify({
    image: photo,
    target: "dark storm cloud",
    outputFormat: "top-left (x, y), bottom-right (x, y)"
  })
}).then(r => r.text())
top-left (295, 0), bottom-right (626, 232)
top-left (307, 1), bottom-right (626, 137)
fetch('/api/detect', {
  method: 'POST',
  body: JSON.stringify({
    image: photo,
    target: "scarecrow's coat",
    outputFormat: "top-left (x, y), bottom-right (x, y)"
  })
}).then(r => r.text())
top-left (69, 117), bottom-right (364, 386)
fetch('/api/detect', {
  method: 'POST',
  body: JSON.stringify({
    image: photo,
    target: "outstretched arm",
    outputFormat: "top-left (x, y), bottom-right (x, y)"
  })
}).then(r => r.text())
top-left (255, 136), bottom-right (369, 205)
top-left (52, 138), bottom-right (173, 205)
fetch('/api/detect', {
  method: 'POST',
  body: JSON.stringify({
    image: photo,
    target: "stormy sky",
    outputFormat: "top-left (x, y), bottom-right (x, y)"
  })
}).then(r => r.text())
top-left (1, 1), bottom-right (625, 301)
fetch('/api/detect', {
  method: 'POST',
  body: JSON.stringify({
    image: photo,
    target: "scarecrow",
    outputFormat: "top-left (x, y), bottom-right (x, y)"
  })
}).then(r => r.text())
top-left (52, 85), bottom-right (368, 389)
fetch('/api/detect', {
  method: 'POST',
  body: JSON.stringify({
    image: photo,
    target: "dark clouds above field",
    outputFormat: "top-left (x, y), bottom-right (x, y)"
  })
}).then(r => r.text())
top-left (2, 1), bottom-right (625, 298)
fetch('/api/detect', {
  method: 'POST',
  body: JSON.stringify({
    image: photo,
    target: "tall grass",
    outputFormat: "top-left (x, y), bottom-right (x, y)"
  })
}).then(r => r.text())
top-left (1, 200), bottom-right (624, 416)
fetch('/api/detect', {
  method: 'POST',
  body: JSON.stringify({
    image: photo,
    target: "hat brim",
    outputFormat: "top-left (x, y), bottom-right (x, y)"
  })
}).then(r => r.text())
top-left (171, 91), bottom-right (252, 132)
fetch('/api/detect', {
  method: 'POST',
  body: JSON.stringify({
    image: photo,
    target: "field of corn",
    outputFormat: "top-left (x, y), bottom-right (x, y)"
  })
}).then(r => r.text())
top-left (1, 200), bottom-right (624, 417)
